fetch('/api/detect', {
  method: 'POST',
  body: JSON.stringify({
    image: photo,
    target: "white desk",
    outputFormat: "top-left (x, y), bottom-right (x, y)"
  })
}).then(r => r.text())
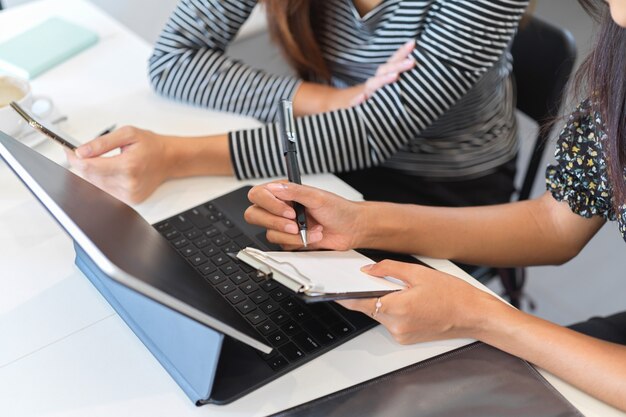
top-left (0, 1), bottom-right (624, 416)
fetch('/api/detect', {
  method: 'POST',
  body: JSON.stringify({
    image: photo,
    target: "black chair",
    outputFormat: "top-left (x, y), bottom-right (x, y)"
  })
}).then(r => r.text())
top-left (472, 16), bottom-right (577, 308)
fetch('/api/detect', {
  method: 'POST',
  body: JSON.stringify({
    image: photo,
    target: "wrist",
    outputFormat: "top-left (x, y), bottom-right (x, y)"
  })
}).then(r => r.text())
top-left (463, 293), bottom-right (519, 341)
top-left (165, 133), bottom-right (233, 178)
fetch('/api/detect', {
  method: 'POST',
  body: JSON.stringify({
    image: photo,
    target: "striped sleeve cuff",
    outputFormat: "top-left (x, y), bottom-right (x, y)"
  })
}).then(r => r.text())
top-left (229, 107), bottom-right (372, 180)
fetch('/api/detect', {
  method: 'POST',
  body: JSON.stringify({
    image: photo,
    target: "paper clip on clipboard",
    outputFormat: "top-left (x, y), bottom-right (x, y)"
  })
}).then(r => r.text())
top-left (236, 247), bottom-right (324, 294)
top-left (235, 248), bottom-right (402, 302)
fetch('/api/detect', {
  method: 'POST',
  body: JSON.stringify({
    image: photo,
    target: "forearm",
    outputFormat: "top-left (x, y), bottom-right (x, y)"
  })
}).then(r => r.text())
top-left (473, 299), bottom-right (626, 411)
top-left (357, 193), bottom-right (600, 266)
top-left (165, 134), bottom-right (233, 177)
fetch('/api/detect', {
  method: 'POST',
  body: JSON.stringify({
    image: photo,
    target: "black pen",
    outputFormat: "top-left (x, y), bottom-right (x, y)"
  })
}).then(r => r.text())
top-left (278, 99), bottom-right (308, 247)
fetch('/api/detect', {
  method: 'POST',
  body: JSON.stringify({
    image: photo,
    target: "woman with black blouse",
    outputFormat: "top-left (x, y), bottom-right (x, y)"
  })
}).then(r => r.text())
top-left (66, 0), bottom-right (528, 205)
top-left (244, 0), bottom-right (626, 410)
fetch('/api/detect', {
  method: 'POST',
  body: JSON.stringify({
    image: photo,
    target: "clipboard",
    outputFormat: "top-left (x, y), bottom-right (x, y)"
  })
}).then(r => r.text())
top-left (236, 248), bottom-right (405, 302)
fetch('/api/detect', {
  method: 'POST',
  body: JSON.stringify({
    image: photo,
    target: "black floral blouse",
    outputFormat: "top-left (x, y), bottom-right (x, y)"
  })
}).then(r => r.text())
top-left (545, 99), bottom-right (626, 242)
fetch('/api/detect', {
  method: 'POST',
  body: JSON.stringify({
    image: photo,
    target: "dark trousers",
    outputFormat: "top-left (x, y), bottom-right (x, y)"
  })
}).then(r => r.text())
top-left (337, 157), bottom-right (517, 207)
top-left (569, 312), bottom-right (626, 345)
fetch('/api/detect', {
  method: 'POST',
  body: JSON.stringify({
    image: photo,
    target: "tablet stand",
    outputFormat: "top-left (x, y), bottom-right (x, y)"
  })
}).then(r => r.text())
top-left (74, 242), bottom-right (224, 404)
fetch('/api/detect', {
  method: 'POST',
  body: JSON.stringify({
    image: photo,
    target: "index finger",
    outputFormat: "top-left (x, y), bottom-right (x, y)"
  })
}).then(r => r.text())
top-left (248, 183), bottom-right (296, 219)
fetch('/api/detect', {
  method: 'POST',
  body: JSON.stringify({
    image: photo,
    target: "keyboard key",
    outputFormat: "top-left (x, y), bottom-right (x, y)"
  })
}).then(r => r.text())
top-left (250, 290), bottom-right (269, 304)
top-left (270, 289), bottom-right (288, 301)
top-left (257, 321), bottom-right (279, 336)
top-left (223, 243), bottom-right (240, 253)
top-left (202, 246), bottom-right (219, 257)
top-left (222, 219), bottom-right (234, 228)
top-left (329, 321), bottom-right (355, 337)
top-left (281, 298), bottom-right (300, 312)
top-left (226, 289), bottom-right (246, 305)
top-left (279, 342), bottom-right (305, 362)
top-left (181, 246), bottom-right (198, 257)
top-left (240, 282), bottom-right (260, 294)
top-left (235, 236), bottom-right (253, 248)
top-left (217, 280), bottom-right (236, 294)
top-left (211, 254), bottom-right (229, 266)
top-left (164, 229), bottom-right (180, 240)
top-left (267, 355), bottom-right (288, 371)
top-left (225, 228), bottom-right (242, 239)
top-left (205, 227), bottom-right (220, 238)
top-left (290, 306), bottom-right (312, 322)
top-left (260, 280), bottom-right (278, 292)
top-left (155, 221), bottom-right (171, 232)
top-left (193, 236), bottom-right (210, 249)
top-left (171, 214), bottom-right (193, 232)
top-left (260, 301), bottom-right (279, 315)
top-left (212, 235), bottom-right (230, 247)
top-left (292, 332), bottom-right (321, 353)
top-left (172, 237), bottom-right (189, 249)
top-left (220, 264), bottom-right (238, 275)
top-left (301, 320), bottom-right (336, 346)
top-left (184, 229), bottom-right (202, 240)
top-left (190, 254), bottom-right (208, 266)
top-left (199, 263), bottom-right (217, 276)
top-left (230, 273), bottom-right (249, 285)
top-left (267, 330), bottom-right (289, 347)
top-left (205, 273), bottom-right (226, 285)
top-left (270, 311), bottom-right (290, 325)
top-left (236, 301), bottom-right (256, 315)
top-left (246, 311), bottom-right (267, 325)
top-left (282, 320), bottom-right (301, 336)
top-left (187, 208), bottom-right (211, 229)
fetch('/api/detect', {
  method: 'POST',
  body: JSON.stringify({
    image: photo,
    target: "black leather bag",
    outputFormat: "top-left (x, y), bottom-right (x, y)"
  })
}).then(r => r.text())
top-left (271, 342), bottom-right (583, 417)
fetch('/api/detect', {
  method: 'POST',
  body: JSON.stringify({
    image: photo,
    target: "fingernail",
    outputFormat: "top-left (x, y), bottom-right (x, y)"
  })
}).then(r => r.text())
top-left (266, 183), bottom-right (287, 192)
top-left (311, 224), bottom-right (323, 232)
top-left (308, 231), bottom-right (323, 243)
top-left (386, 72), bottom-right (398, 79)
top-left (361, 264), bottom-right (375, 272)
top-left (285, 223), bottom-right (298, 234)
top-left (404, 58), bottom-right (414, 66)
top-left (76, 145), bottom-right (91, 158)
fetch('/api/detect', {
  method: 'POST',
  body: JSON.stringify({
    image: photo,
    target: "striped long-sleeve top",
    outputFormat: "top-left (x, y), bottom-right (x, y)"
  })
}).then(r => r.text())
top-left (148, 0), bottom-right (529, 180)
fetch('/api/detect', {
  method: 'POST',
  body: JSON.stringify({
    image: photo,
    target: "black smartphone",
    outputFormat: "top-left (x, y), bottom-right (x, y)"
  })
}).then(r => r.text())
top-left (10, 101), bottom-right (79, 150)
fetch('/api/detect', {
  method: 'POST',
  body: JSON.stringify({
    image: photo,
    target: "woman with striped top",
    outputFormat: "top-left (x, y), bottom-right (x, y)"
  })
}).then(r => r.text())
top-left (67, 0), bottom-right (529, 205)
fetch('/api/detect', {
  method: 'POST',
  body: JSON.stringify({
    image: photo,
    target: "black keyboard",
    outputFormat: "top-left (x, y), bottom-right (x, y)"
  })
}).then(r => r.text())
top-left (153, 200), bottom-right (364, 372)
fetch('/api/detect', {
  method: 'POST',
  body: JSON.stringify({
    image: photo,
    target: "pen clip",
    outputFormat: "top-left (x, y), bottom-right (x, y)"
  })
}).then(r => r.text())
top-left (240, 248), bottom-right (323, 293)
top-left (280, 100), bottom-right (296, 143)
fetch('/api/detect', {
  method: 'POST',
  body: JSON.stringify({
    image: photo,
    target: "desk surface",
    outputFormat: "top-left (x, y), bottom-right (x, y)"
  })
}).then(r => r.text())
top-left (0, 1), bottom-right (624, 416)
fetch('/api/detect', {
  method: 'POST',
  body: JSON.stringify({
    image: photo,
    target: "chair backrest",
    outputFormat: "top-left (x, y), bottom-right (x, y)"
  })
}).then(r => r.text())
top-left (511, 16), bottom-right (577, 201)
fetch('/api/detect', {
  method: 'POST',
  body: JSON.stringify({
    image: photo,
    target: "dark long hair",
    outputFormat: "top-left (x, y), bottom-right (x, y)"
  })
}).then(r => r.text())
top-left (576, 0), bottom-right (626, 209)
top-left (261, 0), bottom-right (330, 81)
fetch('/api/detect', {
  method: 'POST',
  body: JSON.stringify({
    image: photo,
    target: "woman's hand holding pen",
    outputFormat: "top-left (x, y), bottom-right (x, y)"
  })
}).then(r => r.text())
top-left (65, 126), bottom-right (233, 204)
top-left (65, 126), bottom-right (173, 204)
top-left (245, 182), bottom-right (366, 251)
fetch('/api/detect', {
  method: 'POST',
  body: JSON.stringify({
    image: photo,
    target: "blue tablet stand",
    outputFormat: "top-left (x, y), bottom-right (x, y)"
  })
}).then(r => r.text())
top-left (74, 242), bottom-right (224, 404)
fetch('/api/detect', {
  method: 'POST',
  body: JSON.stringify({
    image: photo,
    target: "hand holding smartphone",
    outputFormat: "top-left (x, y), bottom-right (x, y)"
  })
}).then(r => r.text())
top-left (9, 101), bottom-right (79, 150)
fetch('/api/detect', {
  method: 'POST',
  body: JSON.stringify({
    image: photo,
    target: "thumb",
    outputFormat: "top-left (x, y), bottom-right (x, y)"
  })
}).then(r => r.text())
top-left (75, 128), bottom-right (134, 158)
top-left (361, 259), bottom-right (423, 287)
top-left (264, 182), bottom-right (337, 211)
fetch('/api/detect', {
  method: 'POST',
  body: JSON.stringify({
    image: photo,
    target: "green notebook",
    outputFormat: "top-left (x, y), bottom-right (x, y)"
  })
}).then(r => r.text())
top-left (0, 17), bottom-right (99, 79)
